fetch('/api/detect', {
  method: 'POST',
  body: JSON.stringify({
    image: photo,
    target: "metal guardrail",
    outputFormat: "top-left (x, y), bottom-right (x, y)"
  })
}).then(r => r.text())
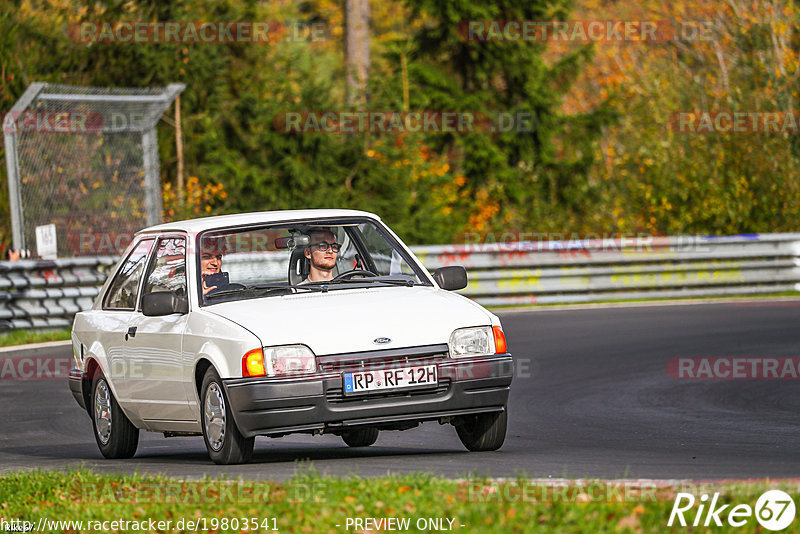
top-left (0, 256), bottom-right (117, 330)
top-left (1, 234), bottom-right (799, 330)
top-left (412, 233), bottom-right (800, 306)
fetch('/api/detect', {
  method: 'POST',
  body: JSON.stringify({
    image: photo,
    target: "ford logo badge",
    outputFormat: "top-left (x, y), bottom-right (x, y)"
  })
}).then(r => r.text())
top-left (373, 337), bottom-right (392, 345)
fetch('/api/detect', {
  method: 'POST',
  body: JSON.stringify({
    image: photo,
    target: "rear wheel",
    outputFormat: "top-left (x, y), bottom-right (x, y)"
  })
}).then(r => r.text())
top-left (91, 373), bottom-right (139, 459)
top-left (201, 367), bottom-right (254, 464)
top-left (342, 427), bottom-right (379, 447)
top-left (455, 407), bottom-right (507, 451)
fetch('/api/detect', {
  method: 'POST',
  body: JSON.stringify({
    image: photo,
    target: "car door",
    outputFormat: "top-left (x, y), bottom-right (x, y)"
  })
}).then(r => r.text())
top-left (124, 235), bottom-right (194, 428)
top-left (101, 238), bottom-right (155, 406)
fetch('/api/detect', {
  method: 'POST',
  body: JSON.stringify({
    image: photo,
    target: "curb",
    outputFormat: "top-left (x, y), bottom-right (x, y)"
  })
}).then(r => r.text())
top-left (0, 339), bottom-right (72, 357)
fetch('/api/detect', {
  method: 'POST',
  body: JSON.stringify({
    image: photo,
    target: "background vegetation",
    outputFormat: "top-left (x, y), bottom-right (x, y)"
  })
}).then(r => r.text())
top-left (0, 0), bottom-right (798, 248)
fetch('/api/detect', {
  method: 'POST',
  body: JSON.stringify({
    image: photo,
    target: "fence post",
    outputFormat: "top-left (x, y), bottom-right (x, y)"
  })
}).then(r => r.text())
top-left (142, 128), bottom-right (162, 226)
top-left (3, 83), bottom-right (46, 253)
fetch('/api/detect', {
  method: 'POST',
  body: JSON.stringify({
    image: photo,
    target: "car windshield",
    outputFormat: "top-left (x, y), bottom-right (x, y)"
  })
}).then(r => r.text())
top-left (197, 219), bottom-right (429, 305)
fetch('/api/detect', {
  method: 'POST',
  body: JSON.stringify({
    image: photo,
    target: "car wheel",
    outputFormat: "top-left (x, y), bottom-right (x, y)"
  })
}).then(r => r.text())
top-left (341, 427), bottom-right (379, 447)
top-left (201, 367), bottom-right (254, 465)
top-left (455, 407), bottom-right (507, 452)
top-left (91, 373), bottom-right (139, 459)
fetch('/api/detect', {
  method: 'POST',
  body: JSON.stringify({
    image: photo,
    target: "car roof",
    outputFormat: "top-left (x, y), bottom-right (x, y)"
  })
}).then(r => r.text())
top-left (136, 209), bottom-right (381, 235)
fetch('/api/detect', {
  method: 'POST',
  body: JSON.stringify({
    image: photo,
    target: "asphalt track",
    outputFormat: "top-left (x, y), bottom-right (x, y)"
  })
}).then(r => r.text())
top-left (2, 300), bottom-right (800, 481)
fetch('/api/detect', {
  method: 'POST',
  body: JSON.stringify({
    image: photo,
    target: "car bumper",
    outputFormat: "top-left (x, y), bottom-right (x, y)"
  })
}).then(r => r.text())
top-left (69, 369), bottom-right (86, 410)
top-left (223, 354), bottom-right (514, 438)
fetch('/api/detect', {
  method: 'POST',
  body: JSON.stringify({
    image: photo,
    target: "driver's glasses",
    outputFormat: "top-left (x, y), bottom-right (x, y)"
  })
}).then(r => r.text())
top-left (310, 241), bottom-right (341, 253)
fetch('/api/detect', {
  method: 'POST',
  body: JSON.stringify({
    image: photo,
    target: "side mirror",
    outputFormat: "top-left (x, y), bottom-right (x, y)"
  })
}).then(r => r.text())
top-left (142, 291), bottom-right (188, 316)
top-left (432, 266), bottom-right (468, 291)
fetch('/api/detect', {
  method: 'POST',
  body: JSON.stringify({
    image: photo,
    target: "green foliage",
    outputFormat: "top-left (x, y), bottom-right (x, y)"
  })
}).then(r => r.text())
top-left (0, 0), bottom-right (798, 251)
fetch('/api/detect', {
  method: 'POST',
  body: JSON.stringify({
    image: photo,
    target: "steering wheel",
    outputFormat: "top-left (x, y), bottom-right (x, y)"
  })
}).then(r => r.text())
top-left (332, 269), bottom-right (378, 281)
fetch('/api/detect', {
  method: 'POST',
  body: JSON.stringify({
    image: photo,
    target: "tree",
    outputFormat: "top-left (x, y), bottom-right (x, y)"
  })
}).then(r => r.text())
top-left (388, 0), bottom-right (615, 235)
top-left (345, 0), bottom-right (370, 107)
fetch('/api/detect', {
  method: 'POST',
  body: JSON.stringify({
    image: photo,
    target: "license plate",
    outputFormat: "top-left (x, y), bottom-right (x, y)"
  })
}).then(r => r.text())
top-left (343, 365), bottom-right (438, 395)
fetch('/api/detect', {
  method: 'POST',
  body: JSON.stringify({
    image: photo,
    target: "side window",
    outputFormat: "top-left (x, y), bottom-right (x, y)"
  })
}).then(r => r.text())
top-left (356, 223), bottom-right (418, 277)
top-left (103, 239), bottom-right (154, 310)
top-left (143, 237), bottom-right (187, 297)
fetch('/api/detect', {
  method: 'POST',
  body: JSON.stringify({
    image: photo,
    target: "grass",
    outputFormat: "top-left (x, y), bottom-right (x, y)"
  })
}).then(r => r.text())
top-left (0, 329), bottom-right (71, 347)
top-left (0, 469), bottom-right (797, 533)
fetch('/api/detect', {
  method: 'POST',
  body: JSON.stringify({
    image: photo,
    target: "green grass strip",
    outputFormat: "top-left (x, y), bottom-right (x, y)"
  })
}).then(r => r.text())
top-left (0, 468), bottom-right (798, 532)
top-left (0, 329), bottom-right (71, 347)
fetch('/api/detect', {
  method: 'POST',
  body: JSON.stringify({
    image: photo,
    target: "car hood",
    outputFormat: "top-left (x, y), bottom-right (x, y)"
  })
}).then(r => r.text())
top-left (205, 286), bottom-right (493, 356)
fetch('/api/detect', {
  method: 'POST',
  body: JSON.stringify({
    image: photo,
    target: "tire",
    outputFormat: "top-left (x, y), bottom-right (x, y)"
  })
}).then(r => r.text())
top-left (200, 367), bottom-right (254, 464)
top-left (91, 373), bottom-right (139, 459)
top-left (342, 427), bottom-right (379, 447)
top-left (455, 407), bottom-right (507, 452)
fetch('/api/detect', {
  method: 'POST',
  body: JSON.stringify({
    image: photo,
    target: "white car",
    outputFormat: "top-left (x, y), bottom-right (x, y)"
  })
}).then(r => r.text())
top-left (69, 210), bottom-right (513, 464)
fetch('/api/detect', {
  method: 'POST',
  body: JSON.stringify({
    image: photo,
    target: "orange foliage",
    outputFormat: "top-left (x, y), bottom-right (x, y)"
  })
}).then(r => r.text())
top-left (163, 177), bottom-right (227, 221)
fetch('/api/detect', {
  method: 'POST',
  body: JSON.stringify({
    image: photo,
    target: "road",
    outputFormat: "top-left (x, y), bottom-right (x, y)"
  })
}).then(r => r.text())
top-left (2, 300), bottom-right (800, 480)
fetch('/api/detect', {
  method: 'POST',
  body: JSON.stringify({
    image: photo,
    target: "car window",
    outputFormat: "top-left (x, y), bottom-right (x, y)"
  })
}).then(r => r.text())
top-left (103, 239), bottom-right (154, 310)
top-left (142, 237), bottom-right (187, 298)
top-left (356, 223), bottom-right (418, 277)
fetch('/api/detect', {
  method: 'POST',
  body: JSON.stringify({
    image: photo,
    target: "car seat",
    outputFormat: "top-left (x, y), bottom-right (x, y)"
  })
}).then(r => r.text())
top-left (288, 248), bottom-right (310, 285)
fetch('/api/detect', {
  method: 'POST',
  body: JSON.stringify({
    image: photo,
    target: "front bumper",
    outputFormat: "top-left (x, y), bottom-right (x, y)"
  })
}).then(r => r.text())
top-left (223, 354), bottom-right (514, 438)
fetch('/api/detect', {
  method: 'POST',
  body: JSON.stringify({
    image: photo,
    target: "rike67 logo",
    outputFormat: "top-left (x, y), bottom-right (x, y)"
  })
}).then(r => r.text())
top-left (668, 490), bottom-right (796, 531)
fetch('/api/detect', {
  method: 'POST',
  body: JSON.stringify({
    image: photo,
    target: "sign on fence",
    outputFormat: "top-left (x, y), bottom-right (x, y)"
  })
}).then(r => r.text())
top-left (34, 224), bottom-right (57, 260)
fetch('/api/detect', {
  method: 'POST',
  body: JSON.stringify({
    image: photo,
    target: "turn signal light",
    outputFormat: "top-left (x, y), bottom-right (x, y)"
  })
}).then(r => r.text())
top-left (492, 326), bottom-right (507, 354)
top-left (242, 348), bottom-right (266, 377)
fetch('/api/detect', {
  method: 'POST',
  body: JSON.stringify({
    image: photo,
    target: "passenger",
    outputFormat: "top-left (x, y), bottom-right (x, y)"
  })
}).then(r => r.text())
top-left (200, 237), bottom-right (229, 295)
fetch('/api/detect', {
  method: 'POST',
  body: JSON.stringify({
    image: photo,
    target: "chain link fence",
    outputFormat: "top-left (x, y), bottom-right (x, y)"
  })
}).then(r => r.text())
top-left (3, 82), bottom-right (184, 257)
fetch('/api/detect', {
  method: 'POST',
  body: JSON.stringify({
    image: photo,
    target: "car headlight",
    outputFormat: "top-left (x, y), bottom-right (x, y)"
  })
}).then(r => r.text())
top-left (449, 326), bottom-right (494, 358)
top-left (242, 345), bottom-right (317, 377)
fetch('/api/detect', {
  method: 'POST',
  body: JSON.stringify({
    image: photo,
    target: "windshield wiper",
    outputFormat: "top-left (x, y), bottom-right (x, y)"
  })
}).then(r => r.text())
top-left (205, 283), bottom-right (324, 299)
top-left (331, 278), bottom-right (417, 287)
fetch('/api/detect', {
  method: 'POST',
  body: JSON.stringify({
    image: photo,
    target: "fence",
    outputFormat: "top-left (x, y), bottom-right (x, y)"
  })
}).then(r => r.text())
top-left (3, 82), bottom-right (183, 257)
top-left (1, 233), bottom-right (799, 330)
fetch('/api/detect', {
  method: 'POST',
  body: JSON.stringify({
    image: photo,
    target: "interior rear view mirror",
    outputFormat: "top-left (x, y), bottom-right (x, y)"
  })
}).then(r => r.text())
top-left (275, 235), bottom-right (310, 250)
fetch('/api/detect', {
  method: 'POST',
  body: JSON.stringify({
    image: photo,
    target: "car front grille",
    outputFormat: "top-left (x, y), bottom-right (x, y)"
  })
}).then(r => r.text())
top-left (318, 353), bottom-right (447, 374)
top-left (316, 343), bottom-right (449, 374)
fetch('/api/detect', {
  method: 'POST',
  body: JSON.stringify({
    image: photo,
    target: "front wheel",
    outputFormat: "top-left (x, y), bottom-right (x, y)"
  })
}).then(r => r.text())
top-left (341, 427), bottom-right (379, 447)
top-left (91, 373), bottom-right (139, 459)
top-left (201, 367), bottom-right (254, 464)
top-left (455, 408), bottom-right (507, 451)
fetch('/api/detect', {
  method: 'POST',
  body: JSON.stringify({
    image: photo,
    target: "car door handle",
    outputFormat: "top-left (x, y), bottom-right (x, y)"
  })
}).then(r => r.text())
top-left (125, 326), bottom-right (137, 341)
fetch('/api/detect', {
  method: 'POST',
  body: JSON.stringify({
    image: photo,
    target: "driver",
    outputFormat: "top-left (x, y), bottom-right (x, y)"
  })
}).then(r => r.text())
top-left (302, 229), bottom-right (340, 283)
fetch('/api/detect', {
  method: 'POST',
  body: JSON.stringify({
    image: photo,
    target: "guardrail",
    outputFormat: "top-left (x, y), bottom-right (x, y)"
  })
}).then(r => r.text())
top-left (1, 234), bottom-right (799, 330)
top-left (0, 256), bottom-right (117, 330)
top-left (412, 233), bottom-right (800, 306)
